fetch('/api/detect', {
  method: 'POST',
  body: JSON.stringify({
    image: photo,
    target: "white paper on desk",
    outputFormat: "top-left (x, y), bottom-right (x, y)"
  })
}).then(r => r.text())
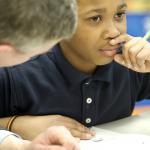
top-left (80, 127), bottom-right (150, 150)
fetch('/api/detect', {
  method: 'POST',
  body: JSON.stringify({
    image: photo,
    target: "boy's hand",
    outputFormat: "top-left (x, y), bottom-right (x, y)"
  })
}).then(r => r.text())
top-left (110, 34), bottom-right (150, 73)
top-left (12, 115), bottom-right (95, 140)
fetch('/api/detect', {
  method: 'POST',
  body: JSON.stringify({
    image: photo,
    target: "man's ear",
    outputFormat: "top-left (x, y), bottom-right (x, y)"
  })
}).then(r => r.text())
top-left (0, 44), bottom-right (13, 53)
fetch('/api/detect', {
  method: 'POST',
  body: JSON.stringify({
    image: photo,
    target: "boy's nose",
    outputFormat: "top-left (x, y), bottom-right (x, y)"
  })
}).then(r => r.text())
top-left (104, 23), bottom-right (121, 39)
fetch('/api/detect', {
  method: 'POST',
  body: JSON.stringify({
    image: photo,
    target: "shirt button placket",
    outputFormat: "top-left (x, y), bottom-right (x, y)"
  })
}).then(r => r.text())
top-left (83, 79), bottom-right (93, 125)
top-left (85, 98), bottom-right (92, 124)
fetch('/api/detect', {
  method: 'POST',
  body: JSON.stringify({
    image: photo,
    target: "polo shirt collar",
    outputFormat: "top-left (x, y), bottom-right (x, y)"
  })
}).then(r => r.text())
top-left (93, 63), bottom-right (113, 83)
top-left (51, 45), bottom-right (113, 85)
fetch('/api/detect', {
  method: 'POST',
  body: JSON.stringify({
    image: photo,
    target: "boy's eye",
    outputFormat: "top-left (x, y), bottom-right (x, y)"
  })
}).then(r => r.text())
top-left (90, 15), bottom-right (102, 23)
top-left (114, 12), bottom-right (126, 21)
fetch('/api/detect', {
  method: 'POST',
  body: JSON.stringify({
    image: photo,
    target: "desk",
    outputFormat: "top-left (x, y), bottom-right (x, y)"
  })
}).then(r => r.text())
top-left (80, 110), bottom-right (150, 149)
top-left (96, 110), bottom-right (150, 135)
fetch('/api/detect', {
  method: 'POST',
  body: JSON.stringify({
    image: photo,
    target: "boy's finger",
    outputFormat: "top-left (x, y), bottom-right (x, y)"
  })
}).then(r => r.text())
top-left (136, 48), bottom-right (150, 66)
top-left (70, 121), bottom-right (92, 134)
top-left (128, 39), bottom-right (147, 67)
top-left (114, 54), bottom-right (127, 67)
top-left (123, 37), bottom-right (141, 67)
top-left (114, 54), bottom-right (140, 71)
top-left (70, 129), bottom-right (93, 140)
top-left (110, 34), bottom-right (133, 45)
top-left (58, 116), bottom-right (91, 134)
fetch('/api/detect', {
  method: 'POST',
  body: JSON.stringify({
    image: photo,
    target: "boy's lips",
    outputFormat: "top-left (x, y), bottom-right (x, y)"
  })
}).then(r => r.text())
top-left (99, 47), bottom-right (119, 57)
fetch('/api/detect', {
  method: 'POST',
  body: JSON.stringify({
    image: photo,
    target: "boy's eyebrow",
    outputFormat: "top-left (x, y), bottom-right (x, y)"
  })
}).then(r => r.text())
top-left (84, 3), bottom-right (127, 15)
top-left (91, 8), bottom-right (106, 13)
top-left (117, 3), bottom-right (127, 10)
top-left (85, 8), bottom-right (106, 15)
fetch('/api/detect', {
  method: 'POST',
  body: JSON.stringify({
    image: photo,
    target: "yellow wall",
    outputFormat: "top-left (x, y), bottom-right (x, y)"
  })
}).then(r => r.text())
top-left (126, 0), bottom-right (150, 11)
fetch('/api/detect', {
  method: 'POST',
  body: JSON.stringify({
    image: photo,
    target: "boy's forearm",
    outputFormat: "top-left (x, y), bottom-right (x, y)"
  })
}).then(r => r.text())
top-left (0, 116), bottom-right (32, 139)
top-left (0, 117), bottom-right (11, 129)
top-left (2, 116), bottom-right (38, 140)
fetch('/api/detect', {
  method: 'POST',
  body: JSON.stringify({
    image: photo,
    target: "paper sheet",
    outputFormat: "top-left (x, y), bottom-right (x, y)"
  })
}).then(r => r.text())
top-left (80, 127), bottom-right (150, 150)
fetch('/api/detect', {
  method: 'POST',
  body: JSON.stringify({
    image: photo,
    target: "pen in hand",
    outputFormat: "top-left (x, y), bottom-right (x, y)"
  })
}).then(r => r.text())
top-left (117, 30), bottom-right (150, 54)
top-left (143, 30), bottom-right (150, 41)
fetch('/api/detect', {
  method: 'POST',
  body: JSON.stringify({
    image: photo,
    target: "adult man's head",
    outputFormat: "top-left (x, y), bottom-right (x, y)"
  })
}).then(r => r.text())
top-left (0, 0), bottom-right (77, 66)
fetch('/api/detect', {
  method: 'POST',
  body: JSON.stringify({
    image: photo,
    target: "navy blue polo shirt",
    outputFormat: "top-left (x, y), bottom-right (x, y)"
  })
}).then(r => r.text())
top-left (0, 44), bottom-right (150, 126)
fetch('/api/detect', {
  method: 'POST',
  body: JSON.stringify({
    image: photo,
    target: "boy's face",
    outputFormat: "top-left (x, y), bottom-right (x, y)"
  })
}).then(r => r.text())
top-left (61, 0), bottom-right (127, 67)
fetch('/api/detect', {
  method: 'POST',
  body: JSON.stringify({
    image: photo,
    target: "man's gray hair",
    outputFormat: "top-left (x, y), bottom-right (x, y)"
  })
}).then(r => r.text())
top-left (0, 0), bottom-right (77, 52)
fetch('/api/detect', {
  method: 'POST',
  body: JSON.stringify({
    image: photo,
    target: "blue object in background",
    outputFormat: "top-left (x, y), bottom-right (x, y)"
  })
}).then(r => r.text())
top-left (127, 12), bottom-right (150, 106)
top-left (136, 99), bottom-right (150, 107)
top-left (127, 12), bottom-right (150, 41)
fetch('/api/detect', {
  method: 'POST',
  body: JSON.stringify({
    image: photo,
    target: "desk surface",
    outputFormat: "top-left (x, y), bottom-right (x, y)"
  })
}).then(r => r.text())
top-left (80, 111), bottom-right (150, 150)
top-left (96, 110), bottom-right (150, 135)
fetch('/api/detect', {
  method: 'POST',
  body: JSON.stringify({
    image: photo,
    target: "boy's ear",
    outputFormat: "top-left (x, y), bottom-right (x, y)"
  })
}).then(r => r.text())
top-left (0, 44), bottom-right (13, 53)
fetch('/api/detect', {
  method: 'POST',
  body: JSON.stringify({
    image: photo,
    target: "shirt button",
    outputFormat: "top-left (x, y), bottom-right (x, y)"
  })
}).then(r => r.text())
top-left (85, 82), bottom-right (90, 85)
top-left (85, 118), bottom-right (92, 124)
top-left (86, 98), bottom-right (92, 104)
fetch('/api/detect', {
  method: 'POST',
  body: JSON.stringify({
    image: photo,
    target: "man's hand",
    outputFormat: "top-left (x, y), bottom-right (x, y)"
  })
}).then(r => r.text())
top-left (110, 34), bottom-right (150, 72)
top-left (0, 126), bottom-right (80, 150)
top-left (12, 115), bottom-right (95, 140)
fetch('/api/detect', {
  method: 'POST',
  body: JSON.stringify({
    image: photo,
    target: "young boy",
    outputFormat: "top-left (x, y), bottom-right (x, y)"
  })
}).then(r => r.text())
top-left (0, 0), bottom-right (150, 140)
top-left (0, 0), bottom-right (80, 150)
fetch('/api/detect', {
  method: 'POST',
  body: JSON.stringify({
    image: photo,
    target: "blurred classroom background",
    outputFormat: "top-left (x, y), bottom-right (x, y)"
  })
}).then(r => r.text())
top-left (126, 0), bottom-right (150, 114)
